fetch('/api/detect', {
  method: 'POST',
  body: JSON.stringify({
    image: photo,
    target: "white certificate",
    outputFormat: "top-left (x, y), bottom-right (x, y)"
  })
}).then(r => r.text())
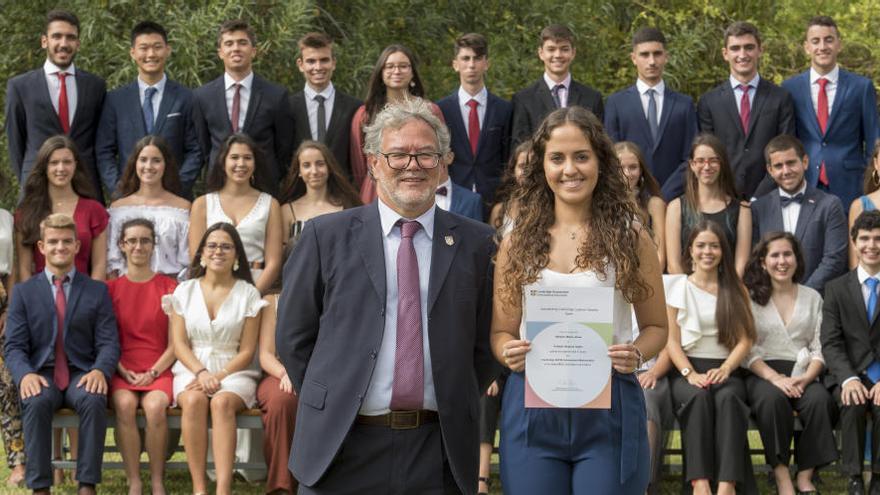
top-left (524, 285), bottom-right (614, 409)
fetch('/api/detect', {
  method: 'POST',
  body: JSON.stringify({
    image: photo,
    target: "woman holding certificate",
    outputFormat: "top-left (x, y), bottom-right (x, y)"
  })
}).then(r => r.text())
top-left (491, 106), bottom-right (668, 494)
top-left (665, 220), bottom-right (756, 495)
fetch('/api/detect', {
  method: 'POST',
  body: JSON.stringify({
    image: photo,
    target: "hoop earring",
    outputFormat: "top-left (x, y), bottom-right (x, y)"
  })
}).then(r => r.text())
top-left (872, 168), bottom-right (879, 187)
top-left (199, 257), bottom-right (207, 268)
top-left (409, 80), bottom-right (416, 89)
top-left (233, 260), bottom-right (240, 271)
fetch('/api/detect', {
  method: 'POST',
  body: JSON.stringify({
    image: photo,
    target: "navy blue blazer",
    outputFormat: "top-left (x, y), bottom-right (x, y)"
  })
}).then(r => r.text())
top-left (95, 79), bottom-right (202, 196)
top-left (511, 78), bottom-right (603, 146)
top-left (4, 271), bottom-right (120, 386)
top-left (604, 84), bottom-right (698, 200)
top-left (449, 182), bottom-right (484, 221)
top-left (782, 69), bottom-right (879, 210)
top-left (290, 88), bottom-right (361, 180)
top-left (192, 74), bottom-right (296, 194)
top-left (5, 68), bottom-right (106, 199)
top-left (277, 203), bottom-right (497, 491)
top-left (437, 90), bottom-right (512, 205)
top-left (751, 185), bottom-right (847, 292)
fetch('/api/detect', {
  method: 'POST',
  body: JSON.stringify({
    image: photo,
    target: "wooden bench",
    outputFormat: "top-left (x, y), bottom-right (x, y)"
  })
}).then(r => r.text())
top-left (51, 408), bottom-right (265, 471)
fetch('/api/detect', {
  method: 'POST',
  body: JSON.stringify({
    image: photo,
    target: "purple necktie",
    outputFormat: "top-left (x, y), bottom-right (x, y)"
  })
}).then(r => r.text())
top-left (390, 220), bottom-right (424, 410)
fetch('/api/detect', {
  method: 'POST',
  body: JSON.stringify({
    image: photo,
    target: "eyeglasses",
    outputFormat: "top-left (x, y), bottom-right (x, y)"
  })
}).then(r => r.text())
top-left (204, 242), bottom-right (234, 253)
top-left (692, 157), bottom-right (721, 166)
top-left (377, 151), bottom-right (442, 170)
top-left (383, 63), bottom-right (411, 72)
top-left (122, 237), bottom-right (154, 247)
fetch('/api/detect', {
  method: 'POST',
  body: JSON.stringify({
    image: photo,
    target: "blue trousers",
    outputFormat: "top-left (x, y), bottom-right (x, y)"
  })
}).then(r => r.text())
top-left (20, 371), bottom-right (108, 490)
top-left (499, 371), bottom-right (649, 495)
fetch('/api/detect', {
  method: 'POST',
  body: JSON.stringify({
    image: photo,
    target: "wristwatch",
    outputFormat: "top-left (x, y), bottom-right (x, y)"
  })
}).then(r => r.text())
top-left (680, 367), bottom-right (691, 377)
top-left (148, 369), bottom-right (160, 379)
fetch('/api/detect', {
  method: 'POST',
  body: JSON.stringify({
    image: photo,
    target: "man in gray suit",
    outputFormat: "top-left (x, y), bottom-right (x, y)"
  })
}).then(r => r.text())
top-left (277, 97), bottom-right (497, 494)
top-left (751, 134), bottom-right (848, 292)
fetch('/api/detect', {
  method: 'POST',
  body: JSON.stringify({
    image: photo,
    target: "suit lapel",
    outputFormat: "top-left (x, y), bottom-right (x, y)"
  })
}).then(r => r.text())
top-left (745, 80), bottom-right (770, 141)
top-left (124, 83), bottom-right (147, 135)
top-left (70, 72), bottom-right (89, 131)
top-left (325, 92), bottom-right (345, 141)
top-left (153, 80), bottom-right (177, 132)
top-left (448, 92), bottom-right (474, 160)
top-left (355, 203), bottom-right (386, 305)
top-left (825, 70), bottom-right (850, 136)
top-left (624, 86), bottom-right (654, 148)
top-left (427, 209), bottom-right (460, 314)
top-left (847, 272), bottom-right (872, 329)
top-left (35, 71), bottom-right (65, 134)
top-left (242, 76), bottom-right (262, 132)
top-left (654, 89), bottom-right (674, 151)
top-left (476, 94), bottom-right (495, 159)
top-left (793, 187), bottom-right (818, 239)
top-left (536, 82), bottom-right (556, 115)
top-left (766, 192), bottom-right (786, 232)
top-left (64, 273), bottom-right (85, 337)
top-left (720, 83), bottom-right (745, 138)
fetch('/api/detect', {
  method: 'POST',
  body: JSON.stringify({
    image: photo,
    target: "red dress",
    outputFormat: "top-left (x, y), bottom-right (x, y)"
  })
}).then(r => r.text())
top-left (32, 198), bottom-right (109, 274)
top-left (108, 274), bottom-right (177, 401)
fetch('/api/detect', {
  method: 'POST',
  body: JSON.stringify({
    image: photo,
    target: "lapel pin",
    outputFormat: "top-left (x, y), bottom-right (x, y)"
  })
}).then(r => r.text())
top-left (445, 235), bottom-right (454, 246)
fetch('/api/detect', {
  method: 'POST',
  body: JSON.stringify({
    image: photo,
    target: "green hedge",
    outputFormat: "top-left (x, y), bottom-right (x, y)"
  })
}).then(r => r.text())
top-left (2, 0), bottom-right (879, 209)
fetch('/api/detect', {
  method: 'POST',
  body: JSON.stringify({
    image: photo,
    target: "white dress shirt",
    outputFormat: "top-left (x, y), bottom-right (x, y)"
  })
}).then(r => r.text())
top-left (457, 86), bottom-right (487, 131)
top-left (842, 266), bottom-right (880, 386)
top-left (730, 73), bottom-right (760, 113)
top-left (810, 65), bottom-right (840, 116)
top-left (435, 178), bottom-right (453, 211)
top-left (361, 199), bottom-right (437, 414)
top-left (303, 82), bottom-right (336, 140)
top-left (43, 59), bottom-right (77, 127)
top-left (138, 75), bottom-right (167, 126)
top-left (779, 181), bottom-right (807, 233)
top-left (636, 78), bottom-right (665, 122)
top-left (544, 73), bottom-right (572, 108)
top-left (224, 72), bottom-right (254, 130)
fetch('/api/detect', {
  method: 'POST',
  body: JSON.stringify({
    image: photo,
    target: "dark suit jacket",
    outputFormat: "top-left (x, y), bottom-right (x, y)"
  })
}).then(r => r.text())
top-left (290, 87), bottom-right (361, 180)
top-left (695, 78), bottom-right (795, 199)
top-left (821, 270), bottom-right (880, 386)
top-left (277, 203), bottom-right (497, 491)
top-left (4, 271), bottom-right (120, 386)
top-left (5, 67), bottom-right (107, 199)
top-left (604, 84), bottom-right (698, 200)
top-left (95, 79), bottom-right (202, 196)
top-left (751, 185), bottom-right (847, 292)
top-left (192, 74), bottom-right (296, 193)
top-left (782, 69), bottom-right (879, 209)
top-left (511, 78), bottom-right (603, 146)
top-left (437, 90), bottom-right (512, 205)
top-left (449, 182), bottom-right (484, 221)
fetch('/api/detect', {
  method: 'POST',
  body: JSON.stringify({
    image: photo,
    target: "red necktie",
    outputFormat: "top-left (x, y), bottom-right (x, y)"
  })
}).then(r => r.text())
top-left (53, 276), bottom-right (70, 390)
top-left (466, 99), bottom-right (480, 156)
top-left (738, 84), bottom-right (750, 134)
top-left (390, 220), bottom-right (424, 410)
top-left (57, 72), bottom-right (70, 134)
top-left (230, 83), bottom-right (242, 133)
top-left (817, 78), bottom-right (830, 186)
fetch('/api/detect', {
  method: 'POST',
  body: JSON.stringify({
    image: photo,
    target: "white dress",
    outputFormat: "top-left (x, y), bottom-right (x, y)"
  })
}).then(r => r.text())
top-left (107, 205), bottom-right (190, 278)
top-left (205, 192), bottom-right (270, 280)
top-left (163, 278), bottom-right (266, 407)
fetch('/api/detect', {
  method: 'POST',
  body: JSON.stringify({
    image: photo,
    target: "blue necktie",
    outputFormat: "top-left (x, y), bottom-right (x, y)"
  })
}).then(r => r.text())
top-left (865, 278), bottom-right (880, 382)
top-left (646, 88), bottom-right (659, 142)
top-left (143, 87), bottom-right (157, 134)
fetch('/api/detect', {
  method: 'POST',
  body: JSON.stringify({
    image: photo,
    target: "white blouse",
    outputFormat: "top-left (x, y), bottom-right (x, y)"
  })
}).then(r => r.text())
top-left (107, 205), bottom-right (190, 278)
top-left (664, 274), bottom-right (730, 359)
top-left (0, 209), bottom-right (12, 276)
top-left (747, 285), bottom-right (824, 376)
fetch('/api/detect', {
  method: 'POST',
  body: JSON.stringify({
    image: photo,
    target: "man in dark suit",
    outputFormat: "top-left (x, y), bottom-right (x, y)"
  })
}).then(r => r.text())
top-left (782, 15), bottom-right (879, 210)
top-left (192, 19), bottom-right (295, 194)
top-left (751, 135), bottom-right (847, 292)
top-left (437, 33), bottom-right (511, 207)
top-left (604, 27), bottom-right (698, 200)
top-left (277, 98), bottom-right (496, 494)
top-left (821, 209), bottom-right (880, 495)
top-left (5, 10), bottom-right (106, 200)
top-left (4, 214), bottom-right (120, 495)
top-left (436, 153), bottom-right (483, 221)
top-left (511, 24), bottom-right (603, 146)
top-left (696, 21), bottom-right (795, 199)
top-left (95, 21), bottom-right (201, 196)
top-left (290, 32), bottom-right (361, 180)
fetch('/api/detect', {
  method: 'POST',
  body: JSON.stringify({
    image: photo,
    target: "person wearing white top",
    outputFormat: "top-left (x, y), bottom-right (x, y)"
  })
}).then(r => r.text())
top-left (742, 232), bottom-right (836, 495)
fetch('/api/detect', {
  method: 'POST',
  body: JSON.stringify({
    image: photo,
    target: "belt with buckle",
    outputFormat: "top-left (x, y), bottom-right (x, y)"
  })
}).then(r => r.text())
top-left (356, 410), bottom-right (439, 430)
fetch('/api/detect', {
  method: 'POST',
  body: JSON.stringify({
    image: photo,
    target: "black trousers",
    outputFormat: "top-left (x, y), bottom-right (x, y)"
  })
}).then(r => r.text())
top-left (835, 377), bottom-right (880, 475)
top-left (745, 360), bottom-right (838, 470)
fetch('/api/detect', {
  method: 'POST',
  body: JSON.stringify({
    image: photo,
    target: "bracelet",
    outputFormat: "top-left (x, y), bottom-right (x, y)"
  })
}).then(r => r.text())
top-left (633, 346), bottom-right (645, 369)
top-left (195, 368), bottom-right (208, 377)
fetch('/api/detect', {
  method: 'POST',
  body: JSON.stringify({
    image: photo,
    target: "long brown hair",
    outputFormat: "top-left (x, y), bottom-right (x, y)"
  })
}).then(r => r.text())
top-left (205, 133), bottom-right (273, 194)
top-left (498, 107), bottom-right (650, 307)
top-left (613, 141), bottom-right (662, 216)
top-left (363, 45), bottom-right (426, 123)
top-left (16, 135), bottom-right (97, 246)
top-left (862, 138), bottom-right (880, 194)
top-left (683, 134), bottom-right (740, 217)
top-left (743, 232), bottom-right (805, 306)
top-left (188, 222), bottom-right (254, 284)
top-left (683, 220), bottom-right (756, 349)
top-left (279, 140), bottom-right (361, 208)
top-left (114, 135), bottom-right (182, 199)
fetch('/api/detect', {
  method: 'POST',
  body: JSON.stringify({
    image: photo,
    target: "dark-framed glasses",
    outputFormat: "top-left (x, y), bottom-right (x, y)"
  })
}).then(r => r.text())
top-left (378, 151), bottom-right (442, 170)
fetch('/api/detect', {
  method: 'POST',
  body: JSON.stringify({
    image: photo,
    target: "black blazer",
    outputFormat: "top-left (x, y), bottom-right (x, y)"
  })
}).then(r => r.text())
top-left (277, 203), bottom-right (497, 491)
top-left (821, 270), bottom-right (880, 386)
top-left (696, 77), bottom-right (795, 199)
top-left (290, 88), bottom-right (361, 180)
top-left (511, 78), bottom-right (603, 146)
top-left (437, 89), bottom-right (512, 206)
top-left (192, 74), bottom-right (296, 193)
top-left (5, 67), bottom-right (106, 199)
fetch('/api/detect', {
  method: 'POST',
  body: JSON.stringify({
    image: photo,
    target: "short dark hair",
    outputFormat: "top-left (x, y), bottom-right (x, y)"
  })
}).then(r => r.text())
top-left (131, 21), bottom-right (168, 46)
top-left (724, 21), bottom-right (762, 47)
top-left (540, 24), bottom-right (574, 46)
top-left (852, 210), bottom-right (880, 241)
top-left (807, 15), bottom-right (840, 38)
top-left (45, 9), bottom-right (79, 34)
top-left (298, 32), bottom-right (334, 57)
top-left (454, 33), bottom-right (488, 58)
top-left (632, 27), bottom-right (666, 48)
top-left (764, 135), bottom-right (806, 164)
top-left (218, 19), bottom-right (255, 47)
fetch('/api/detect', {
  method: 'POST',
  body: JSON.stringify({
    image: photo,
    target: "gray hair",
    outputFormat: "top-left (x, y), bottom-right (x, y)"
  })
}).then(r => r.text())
top-left (363, 97), bottom-right (450, 156)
